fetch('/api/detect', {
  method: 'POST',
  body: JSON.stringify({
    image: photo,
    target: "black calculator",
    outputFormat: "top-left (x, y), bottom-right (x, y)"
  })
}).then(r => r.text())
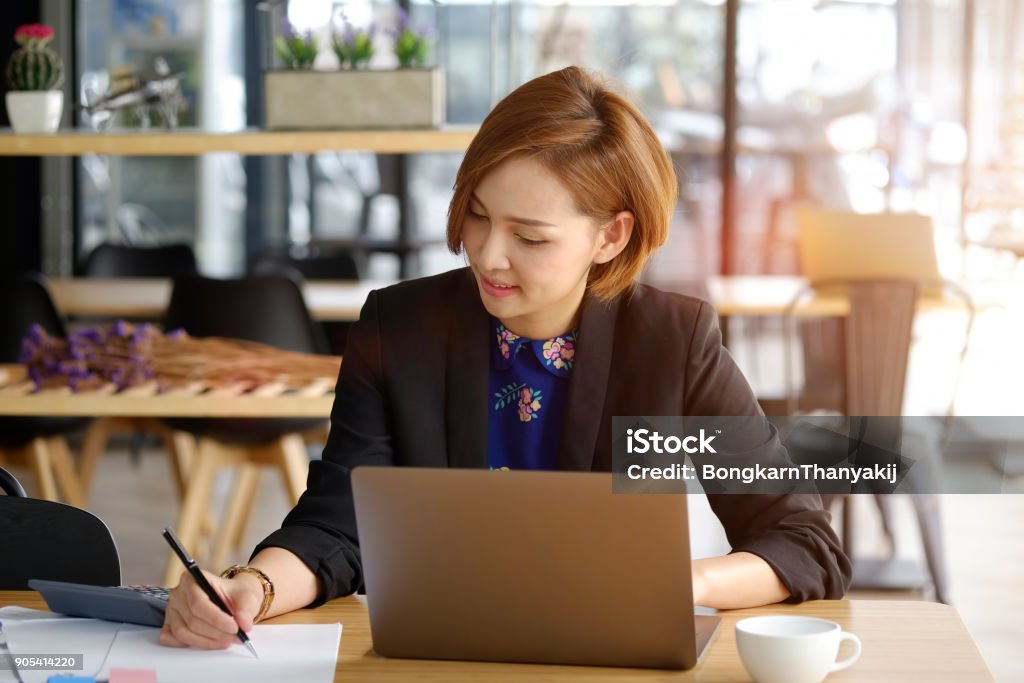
top-left (29, 579), bottom-right (169, 627)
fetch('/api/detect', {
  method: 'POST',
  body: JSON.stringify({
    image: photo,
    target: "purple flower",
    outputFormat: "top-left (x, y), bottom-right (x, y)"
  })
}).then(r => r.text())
top-left (27, 366), bottom-right (42, 388)
top-left (280, 16), bottom-right (297, 42)
top-left (132, 326), bottom-right (149, 347)
top-left (19, 338), bottom-right (37, 364)
top-left (70, 327), bottom-right (104, 345)
top-left (166, 328), bottom-right (187, 340)
top-left (27, 324), bottom-right (46, 344)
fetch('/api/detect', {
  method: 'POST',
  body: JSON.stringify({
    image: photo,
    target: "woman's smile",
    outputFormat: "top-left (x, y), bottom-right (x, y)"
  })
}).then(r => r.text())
top-left (478, 273), bottom-right (521, 298)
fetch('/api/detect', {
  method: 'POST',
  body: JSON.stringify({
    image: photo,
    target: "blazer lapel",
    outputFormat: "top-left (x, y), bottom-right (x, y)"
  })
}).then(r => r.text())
top-left (558, 290), bottom-right (621, 471)
top-left (445, 269), bottom-right (490, 469)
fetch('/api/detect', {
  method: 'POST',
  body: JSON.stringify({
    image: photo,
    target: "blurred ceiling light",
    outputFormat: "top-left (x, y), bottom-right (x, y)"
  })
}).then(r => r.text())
top-left (337, 1), bottom-right (374, 29)
top-left (826, 113), bottom-right (879, 153)
top-left (434, 0), bottom-right (678, 5)
top-left (288, 0), bottom-right (334, 32)
top-left (927, 122), bottom-right (967, 166)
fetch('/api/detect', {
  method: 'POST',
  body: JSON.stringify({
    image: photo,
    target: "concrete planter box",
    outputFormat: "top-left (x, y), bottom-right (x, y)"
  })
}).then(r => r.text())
top-left (264, 68), bottom-right (445, 130)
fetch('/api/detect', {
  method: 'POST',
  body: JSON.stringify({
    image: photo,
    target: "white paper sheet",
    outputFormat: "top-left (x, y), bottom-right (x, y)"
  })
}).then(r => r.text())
top-left (0, 607), bottom-right (342, 683)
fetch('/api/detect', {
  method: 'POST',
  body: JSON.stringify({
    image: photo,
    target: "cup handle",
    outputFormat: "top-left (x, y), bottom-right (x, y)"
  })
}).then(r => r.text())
top-left (830, 631), bottom-right (862, 672)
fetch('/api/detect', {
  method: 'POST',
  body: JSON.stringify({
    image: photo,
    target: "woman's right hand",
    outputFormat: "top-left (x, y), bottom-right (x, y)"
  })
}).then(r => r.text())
top-left (159, 569), bottom-right (264, 649)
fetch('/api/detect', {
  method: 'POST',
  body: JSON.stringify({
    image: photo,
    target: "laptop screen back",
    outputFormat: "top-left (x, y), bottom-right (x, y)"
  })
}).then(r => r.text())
top-left (352, 467), bottom-right (705, 669)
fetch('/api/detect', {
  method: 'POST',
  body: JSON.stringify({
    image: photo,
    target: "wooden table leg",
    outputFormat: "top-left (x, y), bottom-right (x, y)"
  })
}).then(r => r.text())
top-left (163, 439), bottom-right (230, 587)
top-left (210, 464), bottom-right (261, 571)
top-left (45, 436), bottom-right (86, 509)
top-left (276, 434), bottom-right (309, 506)
top-left (27, 439), bottom-right (58, 502)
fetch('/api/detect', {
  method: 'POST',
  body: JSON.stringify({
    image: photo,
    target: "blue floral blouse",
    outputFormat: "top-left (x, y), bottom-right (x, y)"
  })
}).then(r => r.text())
top-left (487, 317), bottom-right (578, 471)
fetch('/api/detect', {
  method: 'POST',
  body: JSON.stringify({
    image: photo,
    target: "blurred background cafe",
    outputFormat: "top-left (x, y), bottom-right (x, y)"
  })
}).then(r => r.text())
top-left (0, 0), bottom-right (1022, 680)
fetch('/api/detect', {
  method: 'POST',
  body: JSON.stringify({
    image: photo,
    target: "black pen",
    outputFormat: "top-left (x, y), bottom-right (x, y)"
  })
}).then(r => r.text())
top-left (162, 527), bottom-right (259, 658)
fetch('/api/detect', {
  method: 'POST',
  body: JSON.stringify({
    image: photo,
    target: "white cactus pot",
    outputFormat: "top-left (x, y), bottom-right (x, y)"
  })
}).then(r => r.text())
top-left (5, 91), bottom-right (64, 134)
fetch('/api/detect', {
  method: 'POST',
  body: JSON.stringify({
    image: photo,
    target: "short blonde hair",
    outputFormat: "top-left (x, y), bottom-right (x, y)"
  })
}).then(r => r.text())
top-left (447, 66), bottom-right (677, 300)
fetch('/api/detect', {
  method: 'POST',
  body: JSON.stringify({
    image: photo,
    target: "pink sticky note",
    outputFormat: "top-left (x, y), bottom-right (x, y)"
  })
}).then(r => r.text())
top-left (108, 669), bottom-right (158, 683)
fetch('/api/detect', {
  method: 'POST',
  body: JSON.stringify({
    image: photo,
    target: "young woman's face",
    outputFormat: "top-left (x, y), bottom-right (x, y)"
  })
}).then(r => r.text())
top-left (461, 156), bottom-right (630, 340)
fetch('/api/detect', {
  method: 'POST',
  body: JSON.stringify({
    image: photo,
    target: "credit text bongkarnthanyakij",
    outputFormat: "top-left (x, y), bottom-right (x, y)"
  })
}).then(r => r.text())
top-left (625, 461), bottom-right (898, 486)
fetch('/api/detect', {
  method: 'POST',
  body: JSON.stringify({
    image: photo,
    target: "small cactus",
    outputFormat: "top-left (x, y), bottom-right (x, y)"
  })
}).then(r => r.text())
top-left (5, 23), bottom-right (64, 92)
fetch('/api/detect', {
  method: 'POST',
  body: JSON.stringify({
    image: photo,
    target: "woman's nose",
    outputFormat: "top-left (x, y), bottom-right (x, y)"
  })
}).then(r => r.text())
top-left (476, 228), bottom-right (511, 272)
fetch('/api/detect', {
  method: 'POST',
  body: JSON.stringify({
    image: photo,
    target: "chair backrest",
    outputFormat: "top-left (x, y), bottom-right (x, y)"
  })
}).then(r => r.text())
top-left (0, 497), bottom-right (121, 589)
top-left (83, 243), bottom-right (198, 278)
top-left (843, 281), bottom-right (919, 415)
top-left (785, 279), bottom-right (919, 416)
top-left (249, 247), bottom-right (364, 281)
top-left (785, 279), bottom-right (974, 417)
top-left (0, 273), bottom-right (67, 363)
top-left (164, 275), bottom-right (329, 354)
top-left (0, 466), bottom-right (27, 497)
top-left (796, 207), bottom-right (941, 284)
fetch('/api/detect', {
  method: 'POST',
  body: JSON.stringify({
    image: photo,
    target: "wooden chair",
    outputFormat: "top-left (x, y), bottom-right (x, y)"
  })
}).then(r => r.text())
top-left (76, 242), bottom-right (201, 501)
top-left (783, 279), bottom-right (974, 604)
top-left (160, 275), bottom-right (329, 585)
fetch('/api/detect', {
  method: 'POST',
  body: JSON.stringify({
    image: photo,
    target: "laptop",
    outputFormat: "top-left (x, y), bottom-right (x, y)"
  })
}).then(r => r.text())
top-left (351, 467), bottom-right (720, 670)
top-left (795, 206), bottom-right (942, 283)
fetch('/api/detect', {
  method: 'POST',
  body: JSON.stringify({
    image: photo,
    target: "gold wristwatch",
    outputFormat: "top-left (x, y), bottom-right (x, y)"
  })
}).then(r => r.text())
top-left (220, 564), bottom-right (275, 623)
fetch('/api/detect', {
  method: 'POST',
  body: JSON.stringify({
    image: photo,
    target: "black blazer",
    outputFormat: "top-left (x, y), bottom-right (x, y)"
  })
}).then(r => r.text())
top-left (256, 268), bottom-right (851, 604)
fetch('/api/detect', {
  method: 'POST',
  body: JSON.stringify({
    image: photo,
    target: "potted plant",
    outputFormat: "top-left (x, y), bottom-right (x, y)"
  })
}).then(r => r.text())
top-left (4, 23), bottom-right (64, 134)
top-left (263, 12), bottom-right (445, 130)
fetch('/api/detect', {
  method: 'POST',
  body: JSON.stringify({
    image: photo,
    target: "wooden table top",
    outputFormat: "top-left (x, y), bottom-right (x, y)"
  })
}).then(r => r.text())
top-left (47, 277), bottom-right (385, 323)
top-left (0, 364), bottom-right (335, 418)
top-left (0, 593), bottom-right (992, 682)
top-left (47, 276), bottom-right (1013, 323)
top-left (704, 275), bottom-right (1014, 317)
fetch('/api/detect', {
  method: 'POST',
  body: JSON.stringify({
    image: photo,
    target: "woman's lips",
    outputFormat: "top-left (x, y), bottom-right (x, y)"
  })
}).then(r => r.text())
top-left (479, 275), bottom-right (520, 298)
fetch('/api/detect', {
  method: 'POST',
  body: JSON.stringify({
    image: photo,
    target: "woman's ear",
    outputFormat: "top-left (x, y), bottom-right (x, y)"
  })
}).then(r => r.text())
top-left (593, 211), bottom-right (635, 264)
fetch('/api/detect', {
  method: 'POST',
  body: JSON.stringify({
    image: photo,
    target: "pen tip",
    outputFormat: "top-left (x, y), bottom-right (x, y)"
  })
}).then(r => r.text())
top-left (246, 640), bottom-right (259, 658)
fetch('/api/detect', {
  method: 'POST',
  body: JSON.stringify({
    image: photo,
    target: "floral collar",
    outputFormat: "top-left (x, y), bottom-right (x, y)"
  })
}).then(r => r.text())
top-left (493, 318), bottom-right (577, 377)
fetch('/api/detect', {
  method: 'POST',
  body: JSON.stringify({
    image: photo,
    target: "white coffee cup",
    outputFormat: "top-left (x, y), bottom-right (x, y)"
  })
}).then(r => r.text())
top-left (735, 615), bottom-right (861, 683)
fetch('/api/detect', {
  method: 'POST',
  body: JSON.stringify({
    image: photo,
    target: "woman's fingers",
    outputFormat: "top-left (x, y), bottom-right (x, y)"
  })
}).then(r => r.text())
top-left (160, 599), bottom-right (233, 650)
top-left (181, 572), bottom-right (242, 634)
top-left (159, 570), bottom-right (242, 650)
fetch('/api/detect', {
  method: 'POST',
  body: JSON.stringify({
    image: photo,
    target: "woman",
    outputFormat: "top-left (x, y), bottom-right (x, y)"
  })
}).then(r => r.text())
top-left (160, 66), bottom-right (850, 650)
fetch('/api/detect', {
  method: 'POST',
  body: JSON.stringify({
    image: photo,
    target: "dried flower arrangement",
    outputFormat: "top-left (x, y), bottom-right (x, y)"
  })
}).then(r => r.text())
top-left (19, 321), bottom-right (341, 393)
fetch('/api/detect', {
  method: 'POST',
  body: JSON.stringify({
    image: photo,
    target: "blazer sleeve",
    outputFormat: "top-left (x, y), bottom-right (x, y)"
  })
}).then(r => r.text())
top-left (253, 289), bottom-right (391, 605)
top-left (684, 301), bottom-right (852, 602)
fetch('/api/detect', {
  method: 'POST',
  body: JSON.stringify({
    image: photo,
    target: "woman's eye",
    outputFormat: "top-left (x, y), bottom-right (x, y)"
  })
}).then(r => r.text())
top-left (468, 210), bottom-right (488, 221)
top-left (517, 236), bottom-right (547, 246)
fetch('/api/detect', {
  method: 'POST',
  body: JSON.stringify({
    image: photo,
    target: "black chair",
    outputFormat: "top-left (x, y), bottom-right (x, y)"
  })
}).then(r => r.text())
top-left (0, 274), bottom-right (90, 507)
top-left (0, 465), bottom-right (27, 497)
top-left (0, 468), bottom-right (121, 589)
top-left (165, 274), bottom-right (331, 357)
top-left (249, 245), bottom-right (363, 354)
top-left (82, 243), bottom-right (198, 278)
top-left (248, 245), bottom-right (364, 282)
top-left (158, 275), bottom-right (330, 583)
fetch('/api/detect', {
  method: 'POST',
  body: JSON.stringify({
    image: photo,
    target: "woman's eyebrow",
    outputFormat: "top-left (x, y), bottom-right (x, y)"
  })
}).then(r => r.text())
top-left (470, 192), bottom-right (556, 228)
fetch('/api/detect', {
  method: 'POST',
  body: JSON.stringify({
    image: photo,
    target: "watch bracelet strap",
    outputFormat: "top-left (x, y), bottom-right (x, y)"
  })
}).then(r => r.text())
top-left (220, 564), bottom-right (274, 623)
